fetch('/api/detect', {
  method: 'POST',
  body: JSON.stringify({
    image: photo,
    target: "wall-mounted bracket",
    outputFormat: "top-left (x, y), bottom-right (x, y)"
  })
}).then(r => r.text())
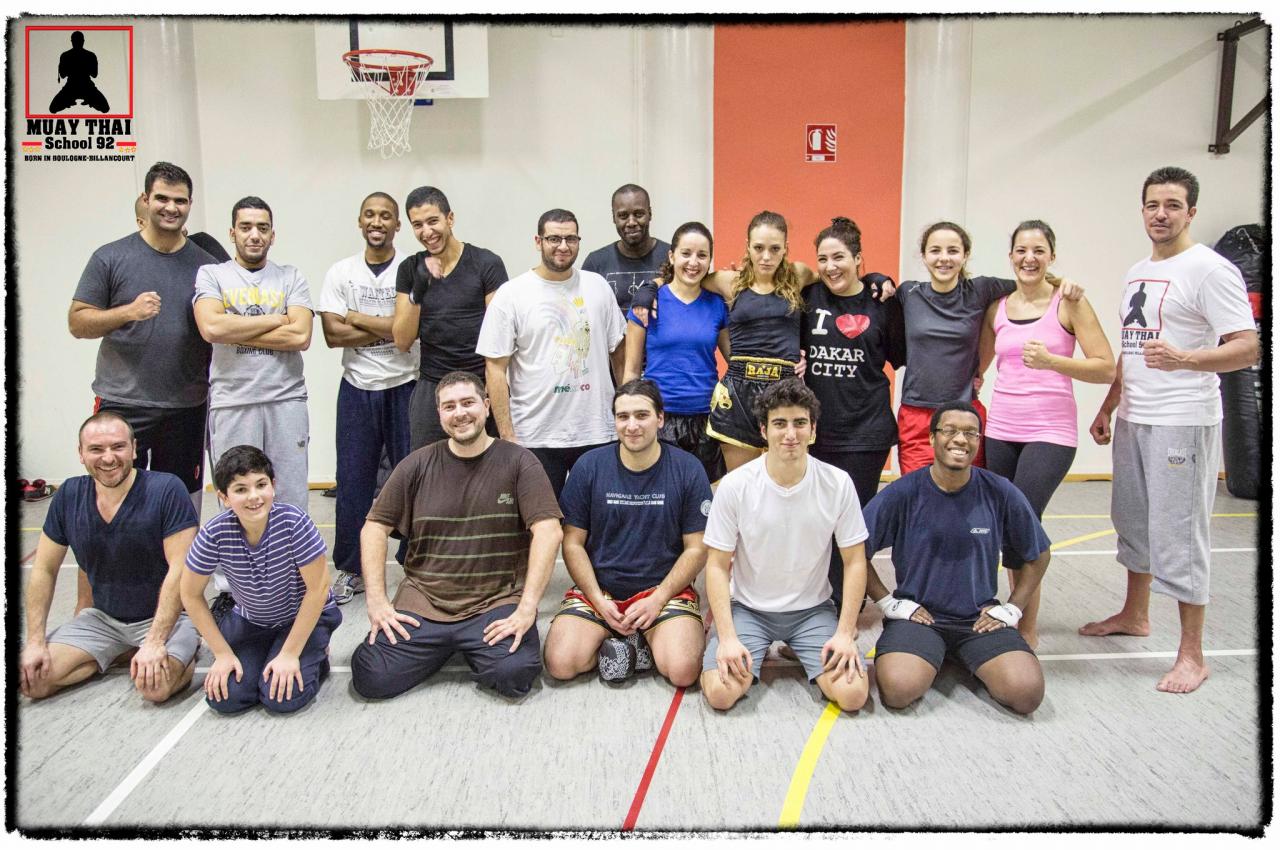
top-left (1209, 16), bottom-right (1267, 155)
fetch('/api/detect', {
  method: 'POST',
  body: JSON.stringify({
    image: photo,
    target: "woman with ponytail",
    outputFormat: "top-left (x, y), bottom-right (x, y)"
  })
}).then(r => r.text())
top-left (622, 221), bottom-right (729, 483)
top-left (976, 220), bottom-right (1114, 648)
top-left (802, 216), bottom-right (906, 609)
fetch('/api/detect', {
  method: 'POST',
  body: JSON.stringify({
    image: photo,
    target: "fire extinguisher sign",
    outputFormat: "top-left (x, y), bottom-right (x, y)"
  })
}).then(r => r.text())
top-left (806, 124), bottom-right (836, 162)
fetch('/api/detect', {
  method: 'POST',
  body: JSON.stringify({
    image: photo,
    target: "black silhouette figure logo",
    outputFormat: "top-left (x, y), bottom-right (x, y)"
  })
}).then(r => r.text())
top-left (49, 31), bottom-right (110, 114)
top-left (1123, 281), bottom-right (1148, 327)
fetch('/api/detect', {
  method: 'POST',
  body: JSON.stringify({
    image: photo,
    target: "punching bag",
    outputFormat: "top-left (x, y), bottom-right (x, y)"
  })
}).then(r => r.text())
top-left (1212, 224), bottom-right (1265, 500)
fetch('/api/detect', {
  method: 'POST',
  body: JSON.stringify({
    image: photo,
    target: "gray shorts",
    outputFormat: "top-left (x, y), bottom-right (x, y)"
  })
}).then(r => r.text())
top-left (47, 608), bottom-right (200, 673)
top-left (702, 600), bottom-right (839, 682)
top-left (1111, 418), bottom-right (1220, 605)
top-left (207, 399), bottom-right (310, 510)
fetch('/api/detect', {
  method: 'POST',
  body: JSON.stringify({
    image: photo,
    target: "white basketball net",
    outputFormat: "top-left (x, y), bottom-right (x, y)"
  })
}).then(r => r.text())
top-left (344, 52), bottom-right (433, 159)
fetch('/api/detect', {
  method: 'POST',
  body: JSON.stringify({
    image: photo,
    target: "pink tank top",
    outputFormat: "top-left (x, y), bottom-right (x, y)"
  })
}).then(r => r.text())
top-left (986, 290), bottom-right (1078, 446)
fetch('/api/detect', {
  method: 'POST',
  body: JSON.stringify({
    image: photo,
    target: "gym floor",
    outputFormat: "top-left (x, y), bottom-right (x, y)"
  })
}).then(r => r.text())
top-left (11, 480), bottom-right (1264, 834)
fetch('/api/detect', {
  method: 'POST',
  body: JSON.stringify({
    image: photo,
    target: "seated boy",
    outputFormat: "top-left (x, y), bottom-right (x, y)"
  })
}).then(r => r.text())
top-left (180, 445), bottom-right (341, 714)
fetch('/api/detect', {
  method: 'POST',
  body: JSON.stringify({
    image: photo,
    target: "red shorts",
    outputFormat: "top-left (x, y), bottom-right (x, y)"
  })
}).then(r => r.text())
top-left (897, 400), bottom-right (987, 475)
top-left (555, 585), bottom-right (701, 635)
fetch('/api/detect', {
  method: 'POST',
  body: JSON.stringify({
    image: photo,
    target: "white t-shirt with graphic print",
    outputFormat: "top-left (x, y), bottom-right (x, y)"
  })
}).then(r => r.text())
top-left (1117, 243), bottom-right (1254, 426)
top-left (475, 268), bottom-right (626, 448)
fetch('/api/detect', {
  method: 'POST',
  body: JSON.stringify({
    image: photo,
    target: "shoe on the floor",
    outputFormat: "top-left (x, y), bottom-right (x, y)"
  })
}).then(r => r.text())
top-left (333, 572), bottom-right (364, 605)
top-left (598, 636), bottom-right (637, 683)
top-left (209, 591), bottom-right (235, 626)
top-left (626, 630), bottom-right (653, 672)
top-left (322, 486), bottom-right (337, 498)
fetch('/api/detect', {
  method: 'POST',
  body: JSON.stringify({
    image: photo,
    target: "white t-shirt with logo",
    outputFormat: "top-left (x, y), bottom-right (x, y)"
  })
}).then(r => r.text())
top-left (1116, 243), bottom-right (1254, 426)
top-left (702, 454), bottom-right (868, 613)
top-left (317, 251), bottom-right (418, 391)
top-left (475, 268), bottom-right (626, 448)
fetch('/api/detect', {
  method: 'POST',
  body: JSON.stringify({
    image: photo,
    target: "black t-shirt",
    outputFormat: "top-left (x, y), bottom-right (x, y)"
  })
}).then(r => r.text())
top-left (187, 231), bottom-right (231, 263)
top-left (803, 285), bottom-right (906, 452)
top-left (727, 288), bottom-right (803, 361)
top-left (581, 239), bottom-right (670, 314)
top-left (395, 244), bottom-right (508, 380)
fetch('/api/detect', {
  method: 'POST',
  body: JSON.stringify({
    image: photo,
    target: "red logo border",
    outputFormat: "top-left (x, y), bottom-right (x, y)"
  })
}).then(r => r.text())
top-left (25, 25), bottom-right (134, 120)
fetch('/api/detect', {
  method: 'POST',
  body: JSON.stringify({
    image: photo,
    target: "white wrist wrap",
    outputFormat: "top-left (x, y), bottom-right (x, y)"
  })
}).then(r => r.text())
top-left (986, 602), bottom-right (1023, 627)
top-left (875, 594), bottom-right (920, 621)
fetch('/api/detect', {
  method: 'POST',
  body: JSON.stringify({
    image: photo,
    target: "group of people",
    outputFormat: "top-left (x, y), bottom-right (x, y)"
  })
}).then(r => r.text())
top-left (19, 163), bottom-right (1256, 717)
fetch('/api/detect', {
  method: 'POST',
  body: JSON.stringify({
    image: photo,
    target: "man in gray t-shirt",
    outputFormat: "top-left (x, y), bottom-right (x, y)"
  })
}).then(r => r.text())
top-left (70, 161), bottom-right (216, 497)
top-left (581, 183), bottom-right (669, 315)
top-left (193, 196), bottom-right (314, 509)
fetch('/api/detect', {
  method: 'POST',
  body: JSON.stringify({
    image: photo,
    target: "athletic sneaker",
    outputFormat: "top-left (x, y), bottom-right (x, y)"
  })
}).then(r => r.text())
top-left (598, 637), bottom-right (637, 683)
top-left (209, 592), bottom-right (235, 627)
top-left (626, 631), bottom-right (653, 673)
top-left (333, 572), bottom-right (364, 605)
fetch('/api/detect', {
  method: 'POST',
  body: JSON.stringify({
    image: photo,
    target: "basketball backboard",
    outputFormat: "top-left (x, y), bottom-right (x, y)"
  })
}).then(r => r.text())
top-left (314, 20), bottom-right (489, 101)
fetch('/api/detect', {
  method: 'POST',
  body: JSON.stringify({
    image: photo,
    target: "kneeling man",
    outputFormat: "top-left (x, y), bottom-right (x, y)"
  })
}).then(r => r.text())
top-left (701, 379), bottom-right (870, 712)
top-left (20, 412), bottom-right (199, 702)
top-left (544, 379), bottom-right (711, 687)
top-left (351, 371), bottom-right (563, 700)
top-left (865, 401), bottom-right (1050, 715)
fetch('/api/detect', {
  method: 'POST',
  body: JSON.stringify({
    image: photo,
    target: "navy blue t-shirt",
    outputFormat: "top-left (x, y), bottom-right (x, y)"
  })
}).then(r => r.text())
top-left (862, 467), bottom-right (1050, 621)
top-left (560, 443), bottom-right (713, 599)
top-left (42, 470), bottom-right (199, 623)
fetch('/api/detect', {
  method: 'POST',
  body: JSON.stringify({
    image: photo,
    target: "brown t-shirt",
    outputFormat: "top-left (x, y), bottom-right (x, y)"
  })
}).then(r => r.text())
top-left (367, 439), bottom-right (562, 622)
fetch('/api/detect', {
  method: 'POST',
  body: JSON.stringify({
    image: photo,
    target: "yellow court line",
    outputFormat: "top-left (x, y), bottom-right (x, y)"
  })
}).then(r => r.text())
top-left (778, 701), bottom-right (842, 828)
top-left (1050, 528), bottom-right (1117, 550)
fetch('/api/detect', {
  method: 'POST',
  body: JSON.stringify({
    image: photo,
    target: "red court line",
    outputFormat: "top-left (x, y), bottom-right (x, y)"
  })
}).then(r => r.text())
top-left (622, 685), bottom-right (685, 831)
top-left (20, 546), bottom-right (38, 565)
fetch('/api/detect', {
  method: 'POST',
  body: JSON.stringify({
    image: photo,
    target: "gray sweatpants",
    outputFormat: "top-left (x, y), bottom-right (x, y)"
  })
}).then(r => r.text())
top-left (207, 399), bottom-right (310, 510)
top-left (1111, 418), bottom-right (1219, 605)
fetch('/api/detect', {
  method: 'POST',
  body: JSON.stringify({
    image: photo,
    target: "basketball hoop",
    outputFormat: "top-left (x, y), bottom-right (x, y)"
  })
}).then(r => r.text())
top-left (342, 49), bottom-right (434, 158)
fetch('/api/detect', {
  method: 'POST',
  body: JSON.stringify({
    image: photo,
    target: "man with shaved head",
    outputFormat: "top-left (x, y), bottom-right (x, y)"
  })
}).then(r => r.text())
top-left (317, 192), bottom-right (417, 604)
top-left (582, 184), bottom-right (669, 316)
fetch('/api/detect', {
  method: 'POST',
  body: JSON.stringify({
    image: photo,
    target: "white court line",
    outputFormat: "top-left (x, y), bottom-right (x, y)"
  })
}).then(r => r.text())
top-left (1049, 547), bottom-right (1256, 556)
top-left (1037, 649), bottom-right (1258, 662)
top-left (83, 694), bottom-right (209, 826)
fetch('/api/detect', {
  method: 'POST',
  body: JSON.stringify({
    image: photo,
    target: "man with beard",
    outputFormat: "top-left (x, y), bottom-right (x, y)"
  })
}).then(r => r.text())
top-left (71, 162), bottom-right (216, 504)
top-left (318, 192), bottom-right (417, 604)
top-left (864, 401), bottom-right (1050, 715)
top-left (1081, 166), bottom-right (1258, 694)
top-left (476, 209), bottom-right (627, 500)
top-left (391, 186), bottom-right (509, 451)
top-left (582, 184), bottom-right (669, 315)
top-left (20, 412), bottom-right (200, 702)
top-left (193, 196), bottom-right (314, 510)
top-left (351, 372), bottom-right (563, 700)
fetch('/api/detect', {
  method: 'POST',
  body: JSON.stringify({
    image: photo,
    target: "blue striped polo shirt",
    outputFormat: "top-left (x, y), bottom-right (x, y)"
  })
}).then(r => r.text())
top-left (186, 503), bottom-right (333, 627)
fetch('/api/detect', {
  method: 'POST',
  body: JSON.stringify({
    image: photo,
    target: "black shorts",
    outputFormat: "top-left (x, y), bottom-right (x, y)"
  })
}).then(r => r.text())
top-left (706, 357), bottom-right (794, 450)
top-left (94, 399), bottom-right (207, 493)
top-left (875, 617), bottom-right (1032, 674)
top-left (659, 412), bottom-right (724, 483)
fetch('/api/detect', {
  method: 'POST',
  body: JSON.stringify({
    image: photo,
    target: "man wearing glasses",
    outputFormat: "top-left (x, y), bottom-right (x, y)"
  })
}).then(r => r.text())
top-left (862, 401), bottom-right (1051, 715)
top-left (477, 209), bottom-right (627, 500)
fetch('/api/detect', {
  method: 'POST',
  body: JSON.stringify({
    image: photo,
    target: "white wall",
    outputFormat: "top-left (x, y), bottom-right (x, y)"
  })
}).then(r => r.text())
top-left (12, 16), bottom-right (1266, 483)
top-left (13, 20), bottom-right (712, 483)
top-left (904, 14), bottom-right (1266, 475)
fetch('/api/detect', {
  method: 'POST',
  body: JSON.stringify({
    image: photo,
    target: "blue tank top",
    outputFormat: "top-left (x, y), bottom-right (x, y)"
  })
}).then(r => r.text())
top-left (727, 287), bottom-right (802, 360)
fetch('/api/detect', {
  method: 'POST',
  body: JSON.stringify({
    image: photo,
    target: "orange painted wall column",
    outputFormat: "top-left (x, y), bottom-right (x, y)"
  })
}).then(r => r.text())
top-left (712, 20), bottom-right (905, 280)
top-left (713, 22), bottom-right (906, 464)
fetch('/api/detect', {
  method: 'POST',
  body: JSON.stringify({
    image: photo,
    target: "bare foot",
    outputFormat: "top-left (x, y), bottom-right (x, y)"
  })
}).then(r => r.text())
top-left (1078, 613), bottom-right (1150, 637)
top-left (1156, 657), bottom-right (1210, 693)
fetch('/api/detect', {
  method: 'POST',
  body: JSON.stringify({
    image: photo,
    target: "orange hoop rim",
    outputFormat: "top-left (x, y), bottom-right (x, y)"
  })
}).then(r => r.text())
top-left (342, 48), bottom-right (434, 75)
